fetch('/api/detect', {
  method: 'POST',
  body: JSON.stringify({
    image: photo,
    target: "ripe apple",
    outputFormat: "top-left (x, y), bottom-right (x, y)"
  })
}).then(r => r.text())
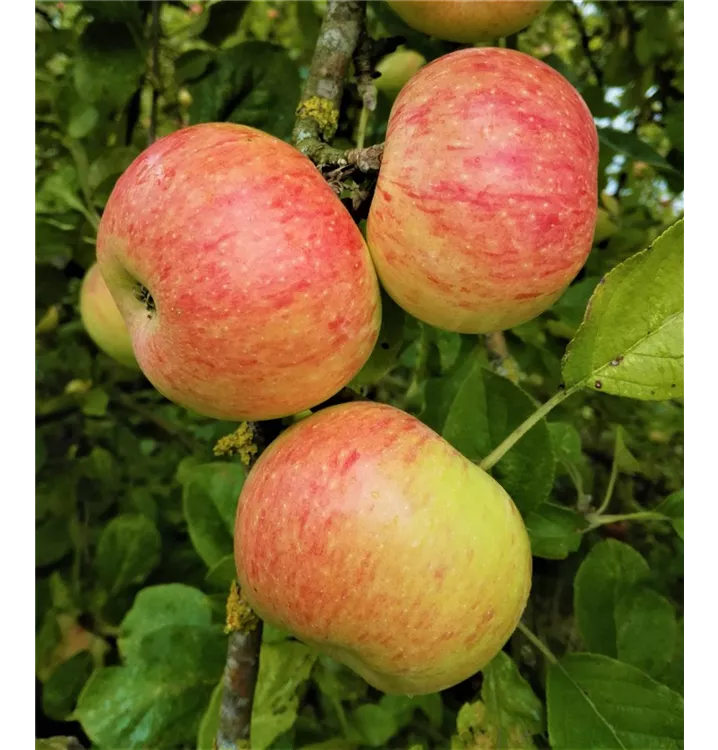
top-left (234, 402), bottom-right (532, 695)
top-left (367, 48), bottom-right (598, 333)
top-left (375, 48), bottom-right (426, 97)
top-left (79, 263), bottom-right (138, 369)
top-left (387, 0), bottom-right (551, 42)
top-left (97, 123), bottom-right (381, 421)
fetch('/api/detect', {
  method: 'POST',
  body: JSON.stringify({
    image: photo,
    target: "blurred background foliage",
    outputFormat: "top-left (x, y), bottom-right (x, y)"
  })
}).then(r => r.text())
top-left (36, 1), bottom-right (683, 748)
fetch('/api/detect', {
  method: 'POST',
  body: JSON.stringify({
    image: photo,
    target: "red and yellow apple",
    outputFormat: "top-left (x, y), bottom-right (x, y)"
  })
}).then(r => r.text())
top-left (387, 0), bottom-right (551, 42)
top-left (234, 402), bottom-right (532, 695)
top-left (97, 123), bottom-right (381, 420)
top-left (375, 48), bottom-right (426, 98)
top-left (367, 48), bottom-right (598, 333)
top-left (79, 263), bottom-right (138, 369)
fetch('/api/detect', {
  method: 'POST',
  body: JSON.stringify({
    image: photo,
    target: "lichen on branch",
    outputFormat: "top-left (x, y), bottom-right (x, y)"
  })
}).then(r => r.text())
top-left (292, 0), bottom-right (383, 171)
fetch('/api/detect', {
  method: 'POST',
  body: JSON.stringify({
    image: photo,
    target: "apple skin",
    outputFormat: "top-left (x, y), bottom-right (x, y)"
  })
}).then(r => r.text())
top-left (97, 123), bottom-right (381, 420)
top-left (375, 48), bottom-right (426, 97)
top-left (234, 402), bottom-right (532, 695)
top-left (79, 263), bottom-right (138, 369)
top-left (387, 0), bottom-right (551, 42)
top-left (367, 48), bottom-right (598, 334)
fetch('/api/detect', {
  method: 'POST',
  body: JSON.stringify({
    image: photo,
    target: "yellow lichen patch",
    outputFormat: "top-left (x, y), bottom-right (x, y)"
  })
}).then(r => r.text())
top-left (225, 582), bottom-right (260, 634)
top-left (296, 96), bottom-right (339, 140)
top-left (213, 422), bottom-right (258, 466)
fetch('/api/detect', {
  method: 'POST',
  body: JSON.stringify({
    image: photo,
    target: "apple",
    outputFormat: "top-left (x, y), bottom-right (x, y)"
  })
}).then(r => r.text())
top-left (79, 263), bottom-right (138, 369)
top-left (387, 0), bottom-right (551, 42)
top-left (234, 402), bottom-right (532, 695)
top-left (375, 48), bottom-right (426, 98)
top-left (367, 48), bottom-right (598, 333)
top-left (96, 123), bottom-right (381, 421)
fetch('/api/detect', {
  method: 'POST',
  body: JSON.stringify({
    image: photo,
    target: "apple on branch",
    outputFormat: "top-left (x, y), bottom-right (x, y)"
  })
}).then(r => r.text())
top-left (374, 48), bottom-right (426, 98)
top-left (80, 263), bottom-right (138, 370)
top-left (387, 0), bottom-right (551, 43)
top-left (234, 401), bottom-right (532, 695)
top-left (367, 48), bottom-right (598, 334)
top-left (97, 123), bottom-right (381, 421)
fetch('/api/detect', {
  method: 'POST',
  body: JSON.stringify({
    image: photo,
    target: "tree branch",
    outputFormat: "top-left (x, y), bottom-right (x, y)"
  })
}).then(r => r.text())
top-left (292, 0), bottom-right (383, 171)
top-left (148, 0), bottom-right (161, 146)
top-left (353, 22), bottom-right (378, 114)
top-left (216, 584), bottom-right (264, 750)
top-left (569, 0), bottom-right (603, 87)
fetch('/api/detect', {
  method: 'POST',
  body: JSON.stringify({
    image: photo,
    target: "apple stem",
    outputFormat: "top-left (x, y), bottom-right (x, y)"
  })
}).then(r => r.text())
top-left (479, 384), bottom-right (580, 471)
top-left (516, 622), bottom-right (558, 666)
top-left (585, 511), bottom-right (669, 532)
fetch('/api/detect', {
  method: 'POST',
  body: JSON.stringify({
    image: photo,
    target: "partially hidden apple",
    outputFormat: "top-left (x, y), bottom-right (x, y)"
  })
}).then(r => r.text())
top-left (387, 0), bottom-right (551, 42)
top-left (97, 123), bottom-right (381, 420)
top-left (234, 402), bottom-right (532, 695)
top-left (375, 48), bottom-right (426, 98)
top-left (367, 48), bottom-right (598, 333)
top-left (80, 263), bottom-right (138, 369)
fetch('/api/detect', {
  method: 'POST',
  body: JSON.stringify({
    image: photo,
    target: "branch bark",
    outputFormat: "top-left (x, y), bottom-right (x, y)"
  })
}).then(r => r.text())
top-left (148, 0), bottom-right (161, 146)
top-left (292, 0), bottom-right (383, 171)
top-left (216, 584), bottom-right (264, 750)
top-left (569, 0), bottom-right (603, 87)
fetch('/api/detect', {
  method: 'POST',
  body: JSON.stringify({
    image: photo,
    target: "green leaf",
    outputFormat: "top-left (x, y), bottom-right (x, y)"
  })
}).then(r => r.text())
top-left (313, 654), bottom-right (369, 703)
top-left (453, 651), bottom-right (543, 749)
top-left (83, 1), bottom-right (142, 24)
top-left (427, 352), bottom-right (555, 515)
top-left (351, 291), bottom-right (405, 387)
top-left (549, 423), bottom-right (583, 467)
top-left (351, 703), bottom-right (400, 748)
top-left (95, 514), bottom-right (162, 595)
top-left (597, 127), bottom-right (681, 175)
top-left (525, 502), bottom-right (587, 560)
top-left (42, 650), bottom-right (94, 721)
top-left (613, 426), bottom-right (642, 474)
top-left (35, 740), bottom-right (84, 750)
top-left (660, 618), bottom-right (683, 696)
top-left (483, 652), bottom-right (544, 746)
top-left (175, 49), bottom-right (213, 84)
top-left (197, 678), bottom-right (223, 750)
top-left (562, 220), bottom-right (684, 400)
top-left (615, 587), bottom-right (677, 679)
top-left (88, 146), bottom-right (139, 191)
top-left (547, 653), bottom-right (684, 749)
top-left (205, 554), bottom-right (237, 591)
top-left (76, 624), bottom-right (225, 749)
top-left (251, 641), bottom-right (318, 750)
top-left (180, 462), bottom-right (246, 569)
top-left (36, 517), bottom-right (72, 567)
top-left (573, 540), bottom-right (650, 656)
top-left (551, 277), bottom-right (602, 333)
top-left (118, 584), bottom-right (214, 663)
top-left (67, 101), bottom-right (99, 139)
top-left (656, 489), bottom-right (684, 539)
top-left (188, 42), bottom-right (300, 141)
top-left (81, 388), bottom-right (109, 417)
top-left (199, 0), bottom-right (249, 46)
top-left (35, 217), bottom-right (76, 268)
top-left (74, 20), bottom-right (144, 110)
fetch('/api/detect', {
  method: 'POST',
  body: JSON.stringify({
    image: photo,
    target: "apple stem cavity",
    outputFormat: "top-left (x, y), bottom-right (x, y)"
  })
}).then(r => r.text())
top-left (133, 283), bottom-right (156, 317)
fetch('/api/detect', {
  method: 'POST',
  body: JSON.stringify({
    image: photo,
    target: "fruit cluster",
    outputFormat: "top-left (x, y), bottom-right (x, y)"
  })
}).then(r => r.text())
top-left (83, 11), bottom-right (597, 695)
